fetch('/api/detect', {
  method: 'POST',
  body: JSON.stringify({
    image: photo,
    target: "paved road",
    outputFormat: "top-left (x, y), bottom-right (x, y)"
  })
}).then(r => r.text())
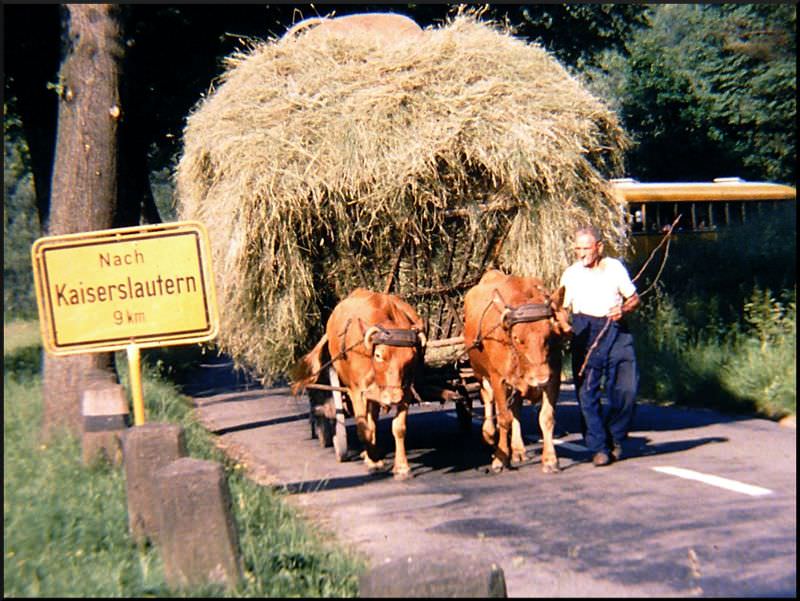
top-left (185, 356), bottom-right (796, 597)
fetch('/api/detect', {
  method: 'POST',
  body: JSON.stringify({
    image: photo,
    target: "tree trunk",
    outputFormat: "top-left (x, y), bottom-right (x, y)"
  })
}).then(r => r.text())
top-left (41, 4), bottom-right (124, 441)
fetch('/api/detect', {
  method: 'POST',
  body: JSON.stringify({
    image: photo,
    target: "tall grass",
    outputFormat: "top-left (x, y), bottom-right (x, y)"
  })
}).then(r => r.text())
top-left (4, 320), bottom-right (365, 597)
top-left (631, 285), bottom-right (796, 418)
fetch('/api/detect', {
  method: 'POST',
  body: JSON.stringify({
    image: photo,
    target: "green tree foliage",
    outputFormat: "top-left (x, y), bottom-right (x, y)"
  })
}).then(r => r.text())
top-left (618, 4), bottom-right (796, 183)
top-left (496, 3), bottom-right (649, 69)
top-left (3, 112), bottom-right (40, 319)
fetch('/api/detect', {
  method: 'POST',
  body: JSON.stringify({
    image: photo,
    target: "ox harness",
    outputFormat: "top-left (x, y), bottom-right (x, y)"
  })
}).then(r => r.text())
top-left (366, 324), bottom-right (421, 348)
top-left (501, 302), bottom-right (553, 329)
top-left (303, 319), bottom-right (423, 404)
top-left (469, 297), bottom-right (554, 354)
top-left (330, 319), bottom-right (422, 358)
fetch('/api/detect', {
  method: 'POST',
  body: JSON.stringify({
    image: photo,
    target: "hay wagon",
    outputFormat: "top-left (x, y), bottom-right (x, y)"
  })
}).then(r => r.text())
top-left (174, 12), bottom-right (631, 462)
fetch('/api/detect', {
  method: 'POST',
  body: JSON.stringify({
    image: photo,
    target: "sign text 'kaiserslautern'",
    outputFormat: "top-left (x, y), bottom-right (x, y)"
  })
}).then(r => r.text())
top-left (32, 222), bottom-right (219, 355)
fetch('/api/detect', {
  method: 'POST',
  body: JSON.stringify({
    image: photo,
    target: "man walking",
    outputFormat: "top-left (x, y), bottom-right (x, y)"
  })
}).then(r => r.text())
top-left (560, 226), bottom-right (640, 466)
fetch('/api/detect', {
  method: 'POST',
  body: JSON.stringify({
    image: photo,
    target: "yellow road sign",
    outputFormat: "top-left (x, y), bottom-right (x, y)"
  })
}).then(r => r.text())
top-left (32, 221), bottom-right (219, 355)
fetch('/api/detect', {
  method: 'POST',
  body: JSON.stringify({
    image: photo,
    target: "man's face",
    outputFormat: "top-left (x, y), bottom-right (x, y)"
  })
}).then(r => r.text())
top-left (574, 233), bottom-right (602, 268)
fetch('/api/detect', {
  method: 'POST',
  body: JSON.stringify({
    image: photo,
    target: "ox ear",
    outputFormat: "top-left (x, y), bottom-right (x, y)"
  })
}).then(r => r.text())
top-left (363, 325), bottom-right (381, 356)
top-left (414, 327), bottom-right (427, 350)
top-left (550, 286), bottom-right (572, 335)
top-left (356, 318), bottom-right (370, 352)
top-left (551, 285), bottom-right (566, 309)
top-left (490, 289), bottom-right (508, 316)
top-left (490, 289), bottom-right (512, 330)
top-left (491, 288), bottom-right (507, 310)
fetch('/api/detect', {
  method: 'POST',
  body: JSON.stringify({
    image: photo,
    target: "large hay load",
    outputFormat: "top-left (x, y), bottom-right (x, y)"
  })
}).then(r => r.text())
top-left (176, 11), bottom-right (630, 383)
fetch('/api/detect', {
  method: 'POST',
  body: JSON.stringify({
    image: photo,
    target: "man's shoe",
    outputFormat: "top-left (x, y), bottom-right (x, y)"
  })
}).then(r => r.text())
top-left (592, 452), bottom-right (611, 467)
top-left (611, 444), bottom-right (623, 461)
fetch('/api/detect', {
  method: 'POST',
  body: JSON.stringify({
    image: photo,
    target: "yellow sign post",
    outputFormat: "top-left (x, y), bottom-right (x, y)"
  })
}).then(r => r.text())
top-left (32, 221), bottom-right (219, 425)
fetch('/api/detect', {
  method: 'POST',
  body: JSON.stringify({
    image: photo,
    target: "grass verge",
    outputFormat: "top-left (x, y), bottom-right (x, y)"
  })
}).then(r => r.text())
top-left (631, 286), bottom-right (796, 418)
top-left (3, 319), bottom-right (365, 597)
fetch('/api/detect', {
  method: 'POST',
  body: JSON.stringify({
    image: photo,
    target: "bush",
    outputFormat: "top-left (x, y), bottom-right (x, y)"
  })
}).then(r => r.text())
top-left (631, 284), bottom-right (796, 418)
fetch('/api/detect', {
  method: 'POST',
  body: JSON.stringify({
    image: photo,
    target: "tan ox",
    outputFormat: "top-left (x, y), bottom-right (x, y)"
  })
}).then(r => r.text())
top-left (463, 270), bottom-right (571, 473)
top-left (292, 288), bottom-right (426, 479)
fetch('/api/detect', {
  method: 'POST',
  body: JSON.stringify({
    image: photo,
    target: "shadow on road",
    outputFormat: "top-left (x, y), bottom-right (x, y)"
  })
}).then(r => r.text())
top-left (182, 357), bottom-right (750, 492)
top-left (211, 412), bottom-right (308, 435)
top-left (303, 400), bottom-right (732, 488)
top-left (180, 352), bottom-right (263, 398)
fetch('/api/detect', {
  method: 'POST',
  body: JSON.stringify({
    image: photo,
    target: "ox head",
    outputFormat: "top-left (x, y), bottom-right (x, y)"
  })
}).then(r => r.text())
top-left (362, 322), bottom-right (427, 406)
top-left (493, 285), bottom-right (570, 391)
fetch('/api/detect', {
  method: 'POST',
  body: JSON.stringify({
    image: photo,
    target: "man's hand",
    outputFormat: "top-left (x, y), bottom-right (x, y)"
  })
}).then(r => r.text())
top-left (608, 293), bottom-right (640, 322)
top-left (607, 292), bottom-right (641, 321)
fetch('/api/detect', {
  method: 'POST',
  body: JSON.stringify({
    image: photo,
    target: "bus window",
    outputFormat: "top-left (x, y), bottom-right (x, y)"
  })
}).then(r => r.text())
top-left (694, 201), bottom-right (713, 229)
top-left (629, 203), bottom-right (644, 232)
top-left (657, 203), bottom-right (673, 230)
top-left (675, 208), bottom-right (690, 231)
top-left (728, 201), bottom-right (743, 225)
top-left (711, 201), bottom-right (726, 226)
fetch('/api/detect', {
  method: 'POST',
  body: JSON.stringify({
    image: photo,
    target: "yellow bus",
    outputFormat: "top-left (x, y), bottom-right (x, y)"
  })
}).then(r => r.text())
top-left (610, 177), bottom-right (797, 261)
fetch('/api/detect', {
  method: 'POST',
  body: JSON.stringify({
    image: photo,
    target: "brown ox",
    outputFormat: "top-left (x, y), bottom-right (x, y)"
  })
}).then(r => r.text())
top-left (292, 288), bottom-right (426, 479)
top-left (463, 270), bottom-right (571, 473)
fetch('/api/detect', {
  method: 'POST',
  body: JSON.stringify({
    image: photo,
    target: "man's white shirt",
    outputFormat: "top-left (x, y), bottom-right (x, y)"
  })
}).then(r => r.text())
top-left (560, 257), bottom-right (636, 318)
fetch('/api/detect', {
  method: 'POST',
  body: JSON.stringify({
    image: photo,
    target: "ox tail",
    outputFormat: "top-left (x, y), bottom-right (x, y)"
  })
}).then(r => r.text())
top-left (290, 333), bottom-right (330, 396)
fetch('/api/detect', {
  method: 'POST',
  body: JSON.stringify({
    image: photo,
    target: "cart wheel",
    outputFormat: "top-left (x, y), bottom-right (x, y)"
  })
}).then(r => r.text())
top-left (329, 367), bottom-right (350, 462)
top-left (456, 399), bottom-right (473, 432)
top-left (308, 389), bottom-right (333, 447)
top-left (310, 412), bottom-right (318, 440)
top-left (315, 401), bottom-right (335, 449)
top-left (308, 390), bottom-right (322, 440)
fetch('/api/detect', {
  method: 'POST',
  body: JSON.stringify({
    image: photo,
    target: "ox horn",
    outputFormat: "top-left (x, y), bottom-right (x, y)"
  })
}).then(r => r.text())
top-left (500, 307), bottom-right (512, 330)
top-left (363, 325), bottom-right (381, 355)
top-left (416, 329), bottom-right (427, 349)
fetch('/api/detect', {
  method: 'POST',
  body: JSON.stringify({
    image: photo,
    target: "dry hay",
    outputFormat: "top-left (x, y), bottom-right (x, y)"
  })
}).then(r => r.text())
top-left (176, 9), bottom-right (630, 382)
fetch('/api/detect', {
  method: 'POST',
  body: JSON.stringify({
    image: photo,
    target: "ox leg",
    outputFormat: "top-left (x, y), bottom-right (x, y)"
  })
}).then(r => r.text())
top-left (480, 378), bottom-right (496, 446)
top-left (363, 400), bottom-right (385, 472)
top-left (491, 377), bottom-right (512, 473)
top-left (510, 398), bottom-right (529, 465)
top-left (391, 402), bottom-right (411, 479)
top-left (353, 391), bottom-right (385, 472)
top-left (538, 382), bottom-right (560, 474)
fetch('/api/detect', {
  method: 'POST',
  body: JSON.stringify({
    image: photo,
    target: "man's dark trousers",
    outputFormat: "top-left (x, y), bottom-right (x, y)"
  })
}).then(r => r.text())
top-left (571, 313), bottom-right (638, 454)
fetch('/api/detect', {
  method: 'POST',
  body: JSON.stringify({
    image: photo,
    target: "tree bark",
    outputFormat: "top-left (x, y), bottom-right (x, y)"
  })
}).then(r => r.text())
top-left (41, 4), bottom-right (124, 441)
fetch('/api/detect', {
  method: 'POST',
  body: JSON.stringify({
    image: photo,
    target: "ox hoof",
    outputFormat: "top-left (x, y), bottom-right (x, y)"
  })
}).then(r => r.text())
top-left (511, 452), bottom-right (529, 466)
top-left (392, 467), bottom-right (412, 480)
top-left (542, 462), bottom-right (561, 474)
top-left (362, 452), bottom-right (387, 473)
top-left (366, 461), bottom-right (386, 474)
top-left (490, 458), bottom-right (506, 474)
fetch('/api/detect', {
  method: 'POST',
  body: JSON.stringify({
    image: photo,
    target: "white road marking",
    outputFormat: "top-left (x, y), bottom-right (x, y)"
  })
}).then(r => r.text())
top-left (550, 438), bottom-right (589, 453)
top-left (652, 466), bottom-right (773, 497)
top-left (529, 437), bottom-right (588, 453)
top-left (530, 435), bottom-right (774, 497)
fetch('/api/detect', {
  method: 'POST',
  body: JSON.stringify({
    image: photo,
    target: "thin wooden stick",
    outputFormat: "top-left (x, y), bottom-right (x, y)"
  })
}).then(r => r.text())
top-left (577, 215), bottom-right (682, 378)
